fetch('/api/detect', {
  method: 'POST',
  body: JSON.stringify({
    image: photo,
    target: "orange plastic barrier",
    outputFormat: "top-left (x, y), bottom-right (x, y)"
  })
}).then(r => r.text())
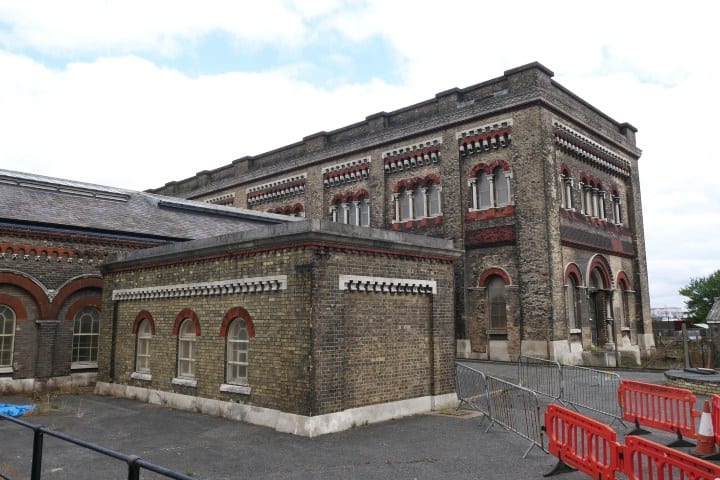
top-left (544, 404), bottom-right (622, 480)
top-left (623, 435), bottom-right (720, 480)
top-left (618, 379), bottom-right (700, 445)
top-left (712, 394), bottom-right (720, 446)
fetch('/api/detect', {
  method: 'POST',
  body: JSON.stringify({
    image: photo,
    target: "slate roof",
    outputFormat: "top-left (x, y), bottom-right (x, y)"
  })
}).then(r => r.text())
top-left (0, 169), bottom-right (294, 241)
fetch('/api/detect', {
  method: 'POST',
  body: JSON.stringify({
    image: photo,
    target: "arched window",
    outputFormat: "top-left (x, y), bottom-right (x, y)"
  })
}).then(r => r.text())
top-left (226, 318), bottom-right (249, 385)
top-left (0, 305), bottom-right (16, 370)
top-left (177, 318), bottom-right (197, 379)
top-left (478, 172), bottom-right (491, 208)
top-left (487, 276), bottom-right (507, 330)
top-left (428, 183), bottom-right (442, 216)
top-left (493, 167), bottom-right (510, 206)
top-left (359, 199), bottom-right (371, 227)
top-left (566, 275), bottom-right (581, 330)
top-left (399, 188), bottom-right (413, 221)
top-left (72, 306), bottom-right (100, 366)
top-left (413, 186), bottom-right (426, 218)
top-left (135, 319), bottom-right (152, 374)
top-left (617, 280), bottom-right (631, 329)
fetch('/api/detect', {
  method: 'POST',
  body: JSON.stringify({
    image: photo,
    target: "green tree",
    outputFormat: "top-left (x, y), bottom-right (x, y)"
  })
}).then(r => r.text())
top-left (679, 269), bottom-right (720, 323)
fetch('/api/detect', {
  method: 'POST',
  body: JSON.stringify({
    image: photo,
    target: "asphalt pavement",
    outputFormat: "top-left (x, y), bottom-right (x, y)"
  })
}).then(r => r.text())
top-left (0, 362), bottom-right (684, 480)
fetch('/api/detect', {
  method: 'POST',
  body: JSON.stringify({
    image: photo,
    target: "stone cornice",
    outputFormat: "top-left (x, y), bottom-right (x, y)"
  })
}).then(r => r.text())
top-left (171, 91), bottom-right (639, 200)
top-left (112, 275), bottom-right (288, 301)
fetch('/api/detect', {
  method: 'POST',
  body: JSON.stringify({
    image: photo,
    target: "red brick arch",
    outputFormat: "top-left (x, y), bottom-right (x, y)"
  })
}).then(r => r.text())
top-left (50, 275), bottom-right (103, 319)
top-left (564, 263), bottom-right (584, 286)
top-left (172, 309), bottom-right (201, 336)
top-left (0, 293), bottom-right (28, 320)
top-left (64, 297), bottom-right (101, 320)
top-left (587, 255), bottom-right (612, 289)
top-left (0, 270), bottom-right (49, 318)
top-left (470, 160), bottom-right (511, 177)
top-left (133, 310), bottom-right (156, 335)
top-left (616, 271), bottom-right (631, 290)
top-left (478, 267), bottom-right (512, 287)
top-left (219, 307), bottom-right (256, 338)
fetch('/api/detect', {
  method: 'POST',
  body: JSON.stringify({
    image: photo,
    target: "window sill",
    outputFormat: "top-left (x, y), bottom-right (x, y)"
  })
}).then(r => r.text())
top-left (569, 328), bottom-right (582, 334)
top-left (172, 377), bottom-right (197, 388)
top-left (71, 362), bottom-right (98, 370)
top-left (0, 366), bottom-right (12, 374)
top-left (131, 372), bottom-right (152, 381)
top-left (220, 383), bottom-right (251, 395)
top-left (488, 329), bottom-right (507, 336)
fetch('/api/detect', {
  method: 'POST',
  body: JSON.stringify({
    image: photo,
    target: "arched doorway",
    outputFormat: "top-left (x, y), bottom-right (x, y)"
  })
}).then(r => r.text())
top-left (586, 256), bottom-right (613, 348)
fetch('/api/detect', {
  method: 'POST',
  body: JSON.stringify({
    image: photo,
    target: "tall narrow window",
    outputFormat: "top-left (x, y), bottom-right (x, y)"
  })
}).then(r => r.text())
top-left (400, 189), bottom-right (412, 221)
top-left (494, 167), bottom-right (510, 206)
top-left (488, 276), bottom-right (507, 330)
top-left (478, 172), bottom-right (491, 208)
top-left (135, 319), bottom-right (152, 374)
top-left (72, 306), bottom-right (100, 366)
top-left (428, 183), bottom-right (441, 216)
top-left (566, 275), bottom-right (581, 330)
top-left (348, 201), bottom-right (359, 225)
top-left (613, 194), bottom-right (622, 225)
top-left (0, 305), bottom-right (15, 370)
top-left (226, 318), bottom-right (249, 385)
top-left (359, 200), bottom-right (371, 227)
top-left (177, 318), bottom-right (197, 379)
top-left (413, 187), bottom-right (426, 218)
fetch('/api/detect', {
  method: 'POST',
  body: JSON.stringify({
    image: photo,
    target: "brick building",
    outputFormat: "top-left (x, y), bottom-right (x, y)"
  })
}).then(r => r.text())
top-left (0, 169), bottom-right (290, 393)
top-left (151, 62), bottom-right (654, 365)
top-left (96, 221), bottom-right (460, 436)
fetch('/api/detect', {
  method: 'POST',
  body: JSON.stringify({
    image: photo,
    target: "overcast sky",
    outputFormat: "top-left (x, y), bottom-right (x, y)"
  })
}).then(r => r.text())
top-left (1, 1), bottom-right (718, 310)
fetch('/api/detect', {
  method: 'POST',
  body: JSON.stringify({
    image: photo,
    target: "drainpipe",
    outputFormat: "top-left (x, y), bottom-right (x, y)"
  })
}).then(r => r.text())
top-left (109, 300), bottom-right (118, 382)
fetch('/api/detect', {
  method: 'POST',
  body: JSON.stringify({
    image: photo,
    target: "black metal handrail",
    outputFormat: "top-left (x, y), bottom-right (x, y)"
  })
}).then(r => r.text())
top-left (0, 412), bottom-right (197, 480)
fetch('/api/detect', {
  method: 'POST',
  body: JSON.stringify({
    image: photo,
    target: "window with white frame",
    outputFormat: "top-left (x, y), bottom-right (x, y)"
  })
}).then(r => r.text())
top-left (470, 166), bottom-right (512, 210)
top-left (579, 181), bottom-right (608, 219)
top-left (226, 318), bottom-right (249, 385)
top-left (72, 306), bottom-right (100, 367)
top-left (393, 179), bottom-right (442, 222)
top-left (612, 192), bottom-right (623, 225)
top-left (135, 318), bottom-right (152, 374)
top-left (560, 173), bottom-right (574, 209)
top-left (177, 318), bottom-right (197, 379)
top-left (0, 305), bottom-right (15, 371)
top-left (330, 195), bottom-right (370, 227)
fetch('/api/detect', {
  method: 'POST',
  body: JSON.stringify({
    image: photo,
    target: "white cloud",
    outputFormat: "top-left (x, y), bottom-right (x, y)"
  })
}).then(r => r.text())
top-left (1, 0), bottom-right (719, 310)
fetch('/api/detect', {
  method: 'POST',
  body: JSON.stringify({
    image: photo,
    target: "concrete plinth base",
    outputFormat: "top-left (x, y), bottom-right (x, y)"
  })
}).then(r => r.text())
top-left (96, 382), bottom-right (458, 437)
top-left (488, 340), bottom-right (510, 362)
top-left (549, 340), bottom-right (583, 365)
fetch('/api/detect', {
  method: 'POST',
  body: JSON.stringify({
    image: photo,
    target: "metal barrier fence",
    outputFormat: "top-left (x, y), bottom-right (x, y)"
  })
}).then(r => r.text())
top-left (560, 364), bottom-right (624, 425)
top-left (0, 412), bottom-right (196, 480)
top-left (517, 355), bottom-right (562, 402)
top-left (484, 375), bottom-right (545, 458)
top-left (455, 362), bottom-right (490, 418)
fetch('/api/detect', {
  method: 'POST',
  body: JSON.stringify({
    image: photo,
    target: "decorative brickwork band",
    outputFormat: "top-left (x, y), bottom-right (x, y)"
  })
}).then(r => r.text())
top-left (246, 174), bottom-right (307, 206)
top-left (204, 192), bottom-right (235, 206)
top-left (456, 118), bottom-right (513, 157)
top-left (111, 275), bottom-right (288, 301)
top-left (323, 157), bottom-right (371, 188)
top-left (338, 275), bottom-right (436, 295)
top-left (382, 137), bottom-right (442, 174)
top-left (553, 121), bottom-right (631, 176)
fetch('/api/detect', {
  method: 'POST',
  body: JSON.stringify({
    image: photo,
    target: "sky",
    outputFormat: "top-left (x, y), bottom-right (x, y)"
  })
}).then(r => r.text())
top-left (1, 0), bottom-right (718, 310)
